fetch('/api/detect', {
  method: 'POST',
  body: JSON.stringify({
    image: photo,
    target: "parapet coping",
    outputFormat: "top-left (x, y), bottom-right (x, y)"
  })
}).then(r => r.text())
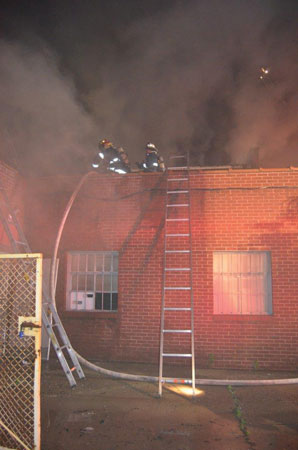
top-left (26, 165), bottom-right (298, 181)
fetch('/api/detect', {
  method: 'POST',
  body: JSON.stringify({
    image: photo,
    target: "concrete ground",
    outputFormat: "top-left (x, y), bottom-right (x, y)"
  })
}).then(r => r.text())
top-left (41, 361), bottom-right (298, 450)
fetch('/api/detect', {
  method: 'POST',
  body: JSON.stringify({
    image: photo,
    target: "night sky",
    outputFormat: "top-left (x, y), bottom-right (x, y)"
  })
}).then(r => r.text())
top-left (1, 0), bottom-right (298, 175)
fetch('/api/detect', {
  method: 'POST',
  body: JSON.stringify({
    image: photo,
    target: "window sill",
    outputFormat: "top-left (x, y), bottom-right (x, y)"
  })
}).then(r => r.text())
top-left (62, 310), bottom-right (118, 320)
top-left (212, 314), bottom-right (274, 323)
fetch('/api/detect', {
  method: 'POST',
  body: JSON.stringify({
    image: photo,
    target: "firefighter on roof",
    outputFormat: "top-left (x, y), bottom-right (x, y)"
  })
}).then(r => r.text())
top-left (92, 139), bottom-right (131, 174)
top-left (137, 142), bottom-right (165, 172)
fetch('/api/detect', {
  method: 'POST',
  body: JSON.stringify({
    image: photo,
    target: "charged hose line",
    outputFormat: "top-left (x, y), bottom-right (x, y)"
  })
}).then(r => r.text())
top-left (50, 171), bottom-right (298, 387)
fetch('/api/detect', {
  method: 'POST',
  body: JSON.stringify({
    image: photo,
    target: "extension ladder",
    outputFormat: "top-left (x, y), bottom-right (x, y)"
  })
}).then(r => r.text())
top-left (158, 153), bottom-right (195, 396)
top-left (0, 180), bottom-right (85, 387)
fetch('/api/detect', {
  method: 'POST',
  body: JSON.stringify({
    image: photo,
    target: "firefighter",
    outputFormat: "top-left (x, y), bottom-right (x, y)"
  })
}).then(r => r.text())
top-left (137, 142), bottom-right (165, 172)
top-left (117, 147), bottom-right (131, 173)
top-left (92, 139), bottom-right (130, 174)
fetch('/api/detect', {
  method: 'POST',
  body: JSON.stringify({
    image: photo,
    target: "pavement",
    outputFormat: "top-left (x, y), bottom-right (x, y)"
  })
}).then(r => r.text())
top-left (41, 361), bottom-right (298, 450)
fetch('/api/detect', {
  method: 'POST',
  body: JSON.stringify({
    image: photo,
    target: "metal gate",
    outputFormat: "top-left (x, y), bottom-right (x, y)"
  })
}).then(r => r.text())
top-left (0, 254), bottom-right (42, 450)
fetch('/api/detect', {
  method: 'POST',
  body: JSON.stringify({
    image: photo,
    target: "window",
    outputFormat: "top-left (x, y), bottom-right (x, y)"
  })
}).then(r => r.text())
top-left (66, 251), bottom-right (118, 311)
top-left (213, 251), bottom-right (272, 315)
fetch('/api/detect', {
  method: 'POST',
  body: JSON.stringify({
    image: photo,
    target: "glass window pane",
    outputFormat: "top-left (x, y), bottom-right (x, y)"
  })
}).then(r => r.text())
top-left (222, 253), bottom-right (229, 273)
top-left (251, 253), bottom-right (258, 273)
top-left (96, 254), bottom-right (103, 272)
top-left (96, 274), bottom-right (103, 291)
top-left (71, 274), bottom-right (77, 290)
top-left (104, 274), bottom-right (111, 291)
top-left (95, 292), bottom-right (102, 310)
top-left (213, 253), bottom-right (220, 273)
top-left (71, 254), bottom-right (78, 272)
top-left (230, 253), bottom-right (239, 274)
top-left (103, 293), bottom-right (111, 310)
top-left (112, 254), bottom-right (118, 271)
top-left (87, 254), bottom-right (94, 272)
top-left (79, 254), bottom-right (87, 272)
top-left (112, 293), bottom-right (118, 310)
top-left (78, 274), bottom-right (86, 290)
top-left (104, 254), bottom-right (112, 272)
top-left (86, 274), bottom-right (94, 291)
top-left (240, 253), bottom-right (250, 274)
top-left (112, 273), bottom-right (118, 292)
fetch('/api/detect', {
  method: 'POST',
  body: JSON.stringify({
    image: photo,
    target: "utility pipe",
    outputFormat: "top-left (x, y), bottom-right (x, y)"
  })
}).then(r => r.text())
top-left (50, 171), bottom-right (298, 387)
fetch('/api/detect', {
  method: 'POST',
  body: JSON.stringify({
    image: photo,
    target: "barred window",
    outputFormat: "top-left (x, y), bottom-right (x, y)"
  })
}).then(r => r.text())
top-left (213, 251), bottom-right (272, 315)
top-left (66, 251), bottom-right (118, 312)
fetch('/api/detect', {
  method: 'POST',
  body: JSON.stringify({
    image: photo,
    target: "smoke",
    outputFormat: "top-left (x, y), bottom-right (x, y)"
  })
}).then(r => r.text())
top-left (0, 40), bottom-right (98, 174)
top-left (1, 0), bottom-right (298, 173)
top-left (74, 0), bottom-right (298, 167)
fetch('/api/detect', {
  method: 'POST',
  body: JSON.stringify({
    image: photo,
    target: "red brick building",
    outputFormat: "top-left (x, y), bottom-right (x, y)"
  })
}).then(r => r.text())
top-left (3, 161), bottom-right (298, 370)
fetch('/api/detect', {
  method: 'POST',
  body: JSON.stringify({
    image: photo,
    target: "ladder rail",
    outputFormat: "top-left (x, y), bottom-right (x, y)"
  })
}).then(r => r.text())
top-left (186, 151), bottom-right (196, 394)
top-left (158, 171), bottom-right (169, 396)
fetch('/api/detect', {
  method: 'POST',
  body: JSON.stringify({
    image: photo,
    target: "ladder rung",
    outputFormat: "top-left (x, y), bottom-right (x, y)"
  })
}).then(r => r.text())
top-left (166, 218), bottom-right (189, 222)
top-left (168, 178), bottom-right (188, 181)
top-left (60, 345), bottom-right (68, 350)
top-left (167, 204), bottom-right (189, 207)
top-left (165, 268), bottom-right (190, 271)
top-left (164, 287), bottom-right (191, 290)
top-left (167, 190), bottom-right (189, 194)
top-left (15, 240), bottom-right (28, 246)
top-left (164, 307), bottom-right (191, 311)
top-left (166, 234), bottom-right (190, 237)
top-left (162, 353), bottom-right (192, 357)
top-left (163, 329), bottom-right (192, 333)
top-left (165, 250), bottom-right (190, 253)
top-left (169, 155), bottom-right (187, 159)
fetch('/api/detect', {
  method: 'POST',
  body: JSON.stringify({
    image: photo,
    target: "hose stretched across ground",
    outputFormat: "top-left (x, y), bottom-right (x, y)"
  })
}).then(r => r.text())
top-left (50, 171), bottom-right (298, 387)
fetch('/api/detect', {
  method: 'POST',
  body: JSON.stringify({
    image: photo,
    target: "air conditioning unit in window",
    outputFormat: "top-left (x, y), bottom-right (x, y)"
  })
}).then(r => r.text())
top-left (85, 292), bottom-right (95, 310)
top-left (70, 291), bottom-right (95, 310)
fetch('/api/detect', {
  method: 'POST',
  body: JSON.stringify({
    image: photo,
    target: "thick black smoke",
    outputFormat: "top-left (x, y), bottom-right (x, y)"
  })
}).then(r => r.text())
top-left (1, 0), bottom-right (297, 174)
top-left (0, 40), bottom-right (98, 174)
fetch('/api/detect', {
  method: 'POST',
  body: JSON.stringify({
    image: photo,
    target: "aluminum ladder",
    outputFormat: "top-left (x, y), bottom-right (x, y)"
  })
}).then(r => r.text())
top-left (0, 180), bottom-right (85, 387)
top-left (158, 153), bottom-right (195, 396)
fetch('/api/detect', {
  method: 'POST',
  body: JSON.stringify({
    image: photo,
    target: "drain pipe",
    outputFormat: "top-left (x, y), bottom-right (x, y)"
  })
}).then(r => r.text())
top-left (50, 171), bottom-right (298, 387)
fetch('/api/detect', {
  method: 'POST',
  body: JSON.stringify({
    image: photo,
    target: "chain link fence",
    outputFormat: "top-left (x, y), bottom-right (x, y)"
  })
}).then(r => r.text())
top-left (0, 254), bottom-right (42, 450)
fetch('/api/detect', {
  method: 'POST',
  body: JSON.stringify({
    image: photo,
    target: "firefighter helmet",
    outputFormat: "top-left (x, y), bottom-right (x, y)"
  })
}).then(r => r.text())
top-left (99, 138), bottom-right (112, 148)
top-left (146, 142), bottom-right (157, 151)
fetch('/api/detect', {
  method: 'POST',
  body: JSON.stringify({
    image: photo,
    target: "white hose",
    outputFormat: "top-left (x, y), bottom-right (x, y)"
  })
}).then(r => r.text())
top-left (50, 172), bottom-right (298, 387)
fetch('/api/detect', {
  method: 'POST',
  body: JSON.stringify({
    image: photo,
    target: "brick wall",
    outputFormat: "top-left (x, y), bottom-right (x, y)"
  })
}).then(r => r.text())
top-left (25, 168), bottom-right (298, 370)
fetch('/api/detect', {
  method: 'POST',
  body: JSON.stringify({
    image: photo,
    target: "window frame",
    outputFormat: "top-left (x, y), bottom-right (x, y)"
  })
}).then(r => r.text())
top-left (66, 251), bottom-right (118, 312)
top-left (213, 251), bottom-right (272, 315)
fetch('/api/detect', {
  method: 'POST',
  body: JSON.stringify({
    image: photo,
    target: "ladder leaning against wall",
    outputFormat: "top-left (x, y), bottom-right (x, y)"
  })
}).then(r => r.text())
top-left (0, 179), bottom-right (85, 387)
top-left (158, 152), bottom-right (196, 396)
